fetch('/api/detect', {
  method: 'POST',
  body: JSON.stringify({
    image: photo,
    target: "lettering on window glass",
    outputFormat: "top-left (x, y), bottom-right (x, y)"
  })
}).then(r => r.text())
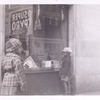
top-left (11, 9), bottom-right (32, 33)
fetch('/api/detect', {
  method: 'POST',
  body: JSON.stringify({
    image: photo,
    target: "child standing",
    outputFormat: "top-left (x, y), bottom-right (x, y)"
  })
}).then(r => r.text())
top-left (0, 38), bottom-right (27, 95)
top-left (59, 47), bottom-right (72, 95)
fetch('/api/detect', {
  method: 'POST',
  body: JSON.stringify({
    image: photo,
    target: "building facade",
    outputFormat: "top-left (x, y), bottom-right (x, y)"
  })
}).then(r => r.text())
top-left (0, 4), bottom-right (100, 94)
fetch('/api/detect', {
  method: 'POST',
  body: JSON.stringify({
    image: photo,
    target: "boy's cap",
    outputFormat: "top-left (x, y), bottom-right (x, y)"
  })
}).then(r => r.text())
top-left (6, 38), bottom-right (22, 52)
top-left (61, 47), bottom-right (72, 53)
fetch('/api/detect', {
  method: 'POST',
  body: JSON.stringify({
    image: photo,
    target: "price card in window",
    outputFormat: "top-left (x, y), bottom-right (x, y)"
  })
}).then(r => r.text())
top-left (45, 61), bottom-right (52, 68)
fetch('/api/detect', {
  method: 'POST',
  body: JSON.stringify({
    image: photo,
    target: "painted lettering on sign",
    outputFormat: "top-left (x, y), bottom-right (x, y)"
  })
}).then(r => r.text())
top-left (11, 9), bottom-right (32, 33)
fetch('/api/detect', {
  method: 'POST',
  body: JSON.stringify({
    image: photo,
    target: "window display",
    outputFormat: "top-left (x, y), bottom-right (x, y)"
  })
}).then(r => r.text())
top-left (5, 5), bottom-right (68, 70)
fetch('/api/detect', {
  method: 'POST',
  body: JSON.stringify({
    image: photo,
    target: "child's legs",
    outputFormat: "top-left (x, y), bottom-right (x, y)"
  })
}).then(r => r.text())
top-left (62, 81), bottom-right (68, 93)
top-left (61, 76), bottom-right (71, 94)
top-left (67, 81), bottom-right (71, 93)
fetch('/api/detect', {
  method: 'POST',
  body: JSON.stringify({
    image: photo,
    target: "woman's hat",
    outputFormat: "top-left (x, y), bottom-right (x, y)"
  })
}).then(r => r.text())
top-left (6, 38), bottom-right (22, 52)
top-left (61, 47), bottom-right (72, 53)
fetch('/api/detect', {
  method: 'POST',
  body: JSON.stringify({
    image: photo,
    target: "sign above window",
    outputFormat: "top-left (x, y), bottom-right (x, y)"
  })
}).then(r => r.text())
top-left (11, 9), bottom-right (32, 34)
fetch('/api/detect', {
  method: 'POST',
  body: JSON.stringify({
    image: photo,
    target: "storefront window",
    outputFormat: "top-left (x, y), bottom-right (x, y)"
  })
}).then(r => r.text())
top-left (29, 5), bottom-right (66, 68)
top-left (5, 5), bottom-right (68, 69)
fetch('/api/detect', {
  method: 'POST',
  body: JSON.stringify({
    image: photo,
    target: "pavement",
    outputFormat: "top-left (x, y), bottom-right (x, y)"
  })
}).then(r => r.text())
top-left (78, 91), bottom-right (100, 95)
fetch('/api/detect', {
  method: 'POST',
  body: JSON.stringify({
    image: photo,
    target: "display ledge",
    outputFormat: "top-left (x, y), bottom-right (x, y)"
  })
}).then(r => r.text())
top-left (24, 68), bottom-right (60, 74)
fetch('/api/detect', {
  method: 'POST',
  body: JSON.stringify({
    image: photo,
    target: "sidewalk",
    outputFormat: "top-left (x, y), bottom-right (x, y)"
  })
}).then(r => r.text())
top-left (78, 91), bottom-right (100, 95)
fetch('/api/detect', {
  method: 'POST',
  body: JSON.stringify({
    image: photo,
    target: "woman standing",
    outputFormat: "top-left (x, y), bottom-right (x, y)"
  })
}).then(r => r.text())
top-left (0, 38), bottom-right (27, 95)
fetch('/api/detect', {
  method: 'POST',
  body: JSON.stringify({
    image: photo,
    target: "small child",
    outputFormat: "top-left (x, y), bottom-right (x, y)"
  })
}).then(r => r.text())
top-left (59, 47), bottom-right (72, 95)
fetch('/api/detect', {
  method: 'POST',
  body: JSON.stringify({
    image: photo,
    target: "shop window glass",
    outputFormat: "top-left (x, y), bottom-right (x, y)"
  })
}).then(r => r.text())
top-left (5, 5), bottom-right (68, 69)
